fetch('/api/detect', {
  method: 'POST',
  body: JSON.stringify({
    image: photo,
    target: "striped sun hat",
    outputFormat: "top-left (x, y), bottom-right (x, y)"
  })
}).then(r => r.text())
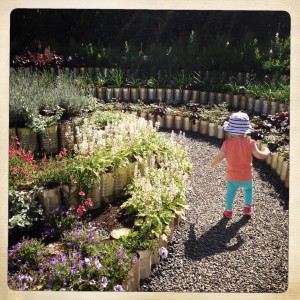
top-left (223, 112), bottom-right (254, 135)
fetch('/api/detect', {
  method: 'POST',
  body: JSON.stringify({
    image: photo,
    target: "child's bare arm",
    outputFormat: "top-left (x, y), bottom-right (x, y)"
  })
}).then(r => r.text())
top-left (252, 147), bottom-right (271, 160)
top-left (211, 150), bottom-right (226, 168)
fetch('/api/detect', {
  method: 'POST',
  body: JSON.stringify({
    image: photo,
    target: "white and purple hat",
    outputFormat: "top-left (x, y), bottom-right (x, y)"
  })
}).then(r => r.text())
top-left (223, 112), bottom-right (254, 135)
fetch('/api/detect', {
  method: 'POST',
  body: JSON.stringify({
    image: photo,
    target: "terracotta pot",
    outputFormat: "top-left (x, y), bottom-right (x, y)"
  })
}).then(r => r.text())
top-left (278, 103), bottom-right (286, 112)
top-left (139, 87), bottom-right (148, 101)
top-left (191, 90), bottom-right (200, 103)
top-left (148, 88), bottom-right (157, 102)
top-left (130, 88), bottom-right (139, 102)
top-left (280, 160), bottom-right (288, 181)
top-left (151, 247), bottom-right (160, 268)
top-left (17, 127), bottom-right (39, 154)
top-left (58, 123), bottom-right (74, 150)
top-left (100, 173), bottom-right (115, 204)
top-left (137, 249), bottom-right (152, 280)
top-left (174, 208), bottom-right (185, 227)
top-left (60, 185), bottom-right (78, 209)
top-left (39, 185), bottom-right (62, 215)
top-left (165, 114), bottom-right (175, 129)
top-left (122, 87), bottom-right (131, 102)
top-left (208, 122), bottom-right (217, 137)
top-left (276, 154), bottom-right (284, 176)
top-left (174, 115), bottom-right (183, 130)
top-left (183, 116), bottom-right (192, 132)
top-left (79, 67), bottom-right (86, 76)
top-left (165, 88), bottom-right (174, 101)
top-left (157, 88), bottom-right (166, 101)
top-left (39, 125), bottom-right (59, 155)
top-left (200, 120), bottom-right (208, 135)
top-left (191, 119), bottom-right (200, 133)
top-left (217, 125), bottom-right (225, 139)
top-left (166, 217), bottom-right (175, 242)
top-left (156, 115), bottom-right (166, 128)
top-left (148, 113), bottom-right (156, 127)
top-left (114, 167), bottom-right (128, 197)
top-left (199, 91), bottom-right (208, 105)
top-left (247, 97), bottom-right (255, 112)
top-left (182, 89), bottom-right (191, 104)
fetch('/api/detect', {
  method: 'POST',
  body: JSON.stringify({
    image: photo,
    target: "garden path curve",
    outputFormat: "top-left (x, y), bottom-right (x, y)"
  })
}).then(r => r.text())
top-left (140, 131), bottom-right (289, 293)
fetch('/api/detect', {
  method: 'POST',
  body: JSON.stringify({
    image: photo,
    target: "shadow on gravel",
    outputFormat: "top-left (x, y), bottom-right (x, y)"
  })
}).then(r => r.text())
top-left (253, 159), bottom-right (289, 210)
top-left (184, 216), bottom-right (250, 261)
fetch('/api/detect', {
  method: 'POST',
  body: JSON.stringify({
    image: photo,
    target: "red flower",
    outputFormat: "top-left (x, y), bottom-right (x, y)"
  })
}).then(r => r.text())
top-left (78, 191), bottom-right (85, 197)
top-left (72, 179), bottom-right (77, 184)
top-left (84, 150), bottom-right (91, 157)
top-left (12, 167), bottom-right (18, 175)
top-left (22, 168), bottom-right (29, 175)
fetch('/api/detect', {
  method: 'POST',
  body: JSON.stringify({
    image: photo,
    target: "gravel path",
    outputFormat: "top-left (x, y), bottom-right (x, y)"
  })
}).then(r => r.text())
top-left (140, 131), bottom-right (289, 293)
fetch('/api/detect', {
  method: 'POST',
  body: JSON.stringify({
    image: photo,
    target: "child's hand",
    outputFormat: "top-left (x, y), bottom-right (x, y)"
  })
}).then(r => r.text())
top-left (261, 147), bottom-right (271, 156)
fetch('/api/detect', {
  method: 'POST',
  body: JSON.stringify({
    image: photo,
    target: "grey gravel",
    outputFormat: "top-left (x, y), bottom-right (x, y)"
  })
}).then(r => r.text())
top-left (140, 131), bottom-right (289, 293)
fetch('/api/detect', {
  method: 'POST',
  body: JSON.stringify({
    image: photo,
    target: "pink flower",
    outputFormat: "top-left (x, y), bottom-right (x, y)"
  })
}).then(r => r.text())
top-left (22, 168), bottom-right (29, 175)
top-left (12, 167), bottom-right (18, 175)
top-left (76, 205), bottom-right (86, 216)
top-left (84, 151), bottom-right (91, 157)
top-left (78, 191), bottom-right (85, 197)
top-left (84, 198), bottom-right (93, 207)
top-left (72, 179), bottom-right (77, 184)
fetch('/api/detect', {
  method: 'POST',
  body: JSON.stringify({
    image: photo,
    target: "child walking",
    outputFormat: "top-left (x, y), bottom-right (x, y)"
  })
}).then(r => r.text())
top-left (211, 112), bottom-right (270, 218)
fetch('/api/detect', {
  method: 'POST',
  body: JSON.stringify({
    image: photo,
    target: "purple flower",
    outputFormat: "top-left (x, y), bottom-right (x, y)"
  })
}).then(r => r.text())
top-left (114, 284), bottom-right (124, 292)
top-left (159, 247), bottom-right (168, 260)
top-left (101, 277), bottom-right (109, 288)
top-left (84, 258), bottom-right (90, 265)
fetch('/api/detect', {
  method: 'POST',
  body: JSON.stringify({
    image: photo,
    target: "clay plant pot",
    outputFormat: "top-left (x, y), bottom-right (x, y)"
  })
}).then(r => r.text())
top-left (240, 95), bottom-right (247, 110)
top-left (174, 208), bottom-right (185, 227)
top-left (224, 93), bottom-right (232, 108)
top-left (165, 114), bottom-right (175, 130)
top-left (215, 93), bottom-right (224, 105)
top-left (137, 249), bottom-right (152, 280)
top-left (208, 92), bottom-right (216, 105)
top-left (166, 217), bottom-right (175, 242)
top-left (183, 116), bottom-right (192, 132)
top-left (96, 87), bottom-right (107, 101)
top-left (127, 162), bottom-right (137, 183)
top-left (88, 185), bottom-right (101, 209)
top-left (174, 115), bottom-right (183, 130)
top-left (147, 113), bottom-right (156, 127)
top-left (262, 99), bottom-right (270, 115)
top-left (254, 98), bottom-right (262, 114)
top-left (232, 94), bottom-right (240, 109)
top-left (140, 111), bottom-right (148, 120)
top-left (39, 125), bottom-right (59, 155)
top-left (17, 127), bottom-right (39, 154)
top-left (191, 119), bottom-right (200, 133)
top-left (106, 87), bottom-right (114, 102)
top-left (200, 120), bottom-right (208, 135)
top-left (278, 103), bottom-right (286, 113)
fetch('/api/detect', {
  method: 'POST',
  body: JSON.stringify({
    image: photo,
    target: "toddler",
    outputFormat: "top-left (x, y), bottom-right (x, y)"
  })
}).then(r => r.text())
top-left (211, 112), bottom-right (270, 218)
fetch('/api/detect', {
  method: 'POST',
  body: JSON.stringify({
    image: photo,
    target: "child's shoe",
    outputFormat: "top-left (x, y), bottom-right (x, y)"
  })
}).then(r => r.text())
top-left (223, 210), bottom-right (232, 218)
top-left (243, 206), bottom-right (252, 216)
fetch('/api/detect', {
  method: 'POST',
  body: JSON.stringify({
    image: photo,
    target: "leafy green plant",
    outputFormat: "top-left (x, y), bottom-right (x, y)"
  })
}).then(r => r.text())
top-left (107, 69), bottom-right (125, 87)
top-left (9, 186), bottom-right (44, 230)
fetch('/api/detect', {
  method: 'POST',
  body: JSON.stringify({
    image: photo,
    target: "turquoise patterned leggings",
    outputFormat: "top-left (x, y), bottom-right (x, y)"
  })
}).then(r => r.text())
top-left (225, 180), bottom-right (253, 211)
